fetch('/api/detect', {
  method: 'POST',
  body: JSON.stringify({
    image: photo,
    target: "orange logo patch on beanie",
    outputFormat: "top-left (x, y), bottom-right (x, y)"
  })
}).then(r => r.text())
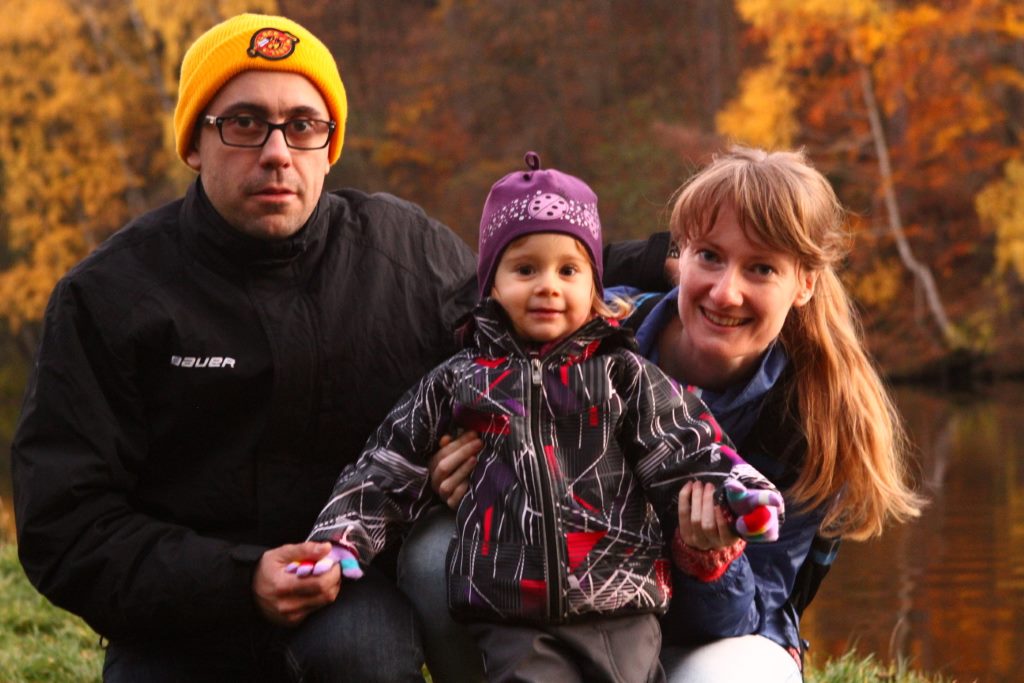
top-left (247, 28), bottom-right (299, 60)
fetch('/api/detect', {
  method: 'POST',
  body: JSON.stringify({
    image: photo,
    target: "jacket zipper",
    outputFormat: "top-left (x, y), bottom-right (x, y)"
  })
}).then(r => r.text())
top-left (527, 355), bottom-right (567, 621)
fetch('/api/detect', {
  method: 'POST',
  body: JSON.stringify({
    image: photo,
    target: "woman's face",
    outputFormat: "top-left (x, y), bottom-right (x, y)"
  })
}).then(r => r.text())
top-left (675, 205), bottom-right (816, 386)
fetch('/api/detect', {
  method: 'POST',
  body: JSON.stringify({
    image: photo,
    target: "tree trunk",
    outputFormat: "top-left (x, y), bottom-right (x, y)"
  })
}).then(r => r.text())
top-left (858, 63), bottom-right (957, 348)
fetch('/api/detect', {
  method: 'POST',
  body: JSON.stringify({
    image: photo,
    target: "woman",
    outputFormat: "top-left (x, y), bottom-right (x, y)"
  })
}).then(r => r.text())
top-left (405, 145), bottom-right (924, 682)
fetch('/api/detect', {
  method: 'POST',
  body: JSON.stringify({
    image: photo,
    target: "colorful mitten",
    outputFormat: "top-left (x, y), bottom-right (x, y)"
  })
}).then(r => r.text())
top-left (286, 544), bottom-right (364, 579)
top-left (722, 479), bottom-right (784, 543)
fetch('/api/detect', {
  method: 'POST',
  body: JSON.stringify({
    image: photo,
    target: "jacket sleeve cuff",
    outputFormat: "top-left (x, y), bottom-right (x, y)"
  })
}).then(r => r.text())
top-left (671, 529), bottom-right (746, 583)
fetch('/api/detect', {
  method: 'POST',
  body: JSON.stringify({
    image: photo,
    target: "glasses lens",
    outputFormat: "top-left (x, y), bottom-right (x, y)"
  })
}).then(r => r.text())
top-left (284, 119), bottom-right (332, 149)
top-left (220, 116), bottom-right (268, 146)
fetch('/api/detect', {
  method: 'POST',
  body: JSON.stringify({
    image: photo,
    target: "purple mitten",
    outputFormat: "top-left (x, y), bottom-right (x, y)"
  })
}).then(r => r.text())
top-left (286, 544), bottom-right (364, 579)
top-left (723, 479), bottom-right (784, 543)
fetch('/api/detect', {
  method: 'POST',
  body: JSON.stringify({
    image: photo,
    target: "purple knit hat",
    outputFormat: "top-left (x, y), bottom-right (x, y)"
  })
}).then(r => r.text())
top-left (477, 152), bottom-right (603, 299)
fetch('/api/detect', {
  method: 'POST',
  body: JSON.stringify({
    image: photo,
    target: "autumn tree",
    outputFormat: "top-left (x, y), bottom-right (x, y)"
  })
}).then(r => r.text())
top-left (0, 0), bottom-right (276, 357)
top-left (717, 0), bottom-right (1024, 360)
top-left (288, 0), bottom-right (744, 243)
top-left (977, 157), bottom-right (1024, 282)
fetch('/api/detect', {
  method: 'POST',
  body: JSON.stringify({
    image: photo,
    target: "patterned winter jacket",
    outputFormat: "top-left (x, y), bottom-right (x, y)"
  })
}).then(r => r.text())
top-left (308, 300), bottom-right (781, 624)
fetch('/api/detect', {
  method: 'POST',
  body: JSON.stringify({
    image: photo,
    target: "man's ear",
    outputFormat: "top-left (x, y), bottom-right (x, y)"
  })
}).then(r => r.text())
top-left (186, 143), bottom-right (201, 172)
top-left (185, 124), bottom-right (203, 171)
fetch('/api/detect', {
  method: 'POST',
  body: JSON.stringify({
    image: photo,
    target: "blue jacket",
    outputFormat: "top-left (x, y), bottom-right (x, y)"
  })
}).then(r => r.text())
top-left (609, 286), bottom-right (837, 656)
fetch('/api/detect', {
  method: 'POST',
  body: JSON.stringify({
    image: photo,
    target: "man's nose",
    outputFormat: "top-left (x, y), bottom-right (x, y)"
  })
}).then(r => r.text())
top-left (259, 127), bottom-right (292, 166)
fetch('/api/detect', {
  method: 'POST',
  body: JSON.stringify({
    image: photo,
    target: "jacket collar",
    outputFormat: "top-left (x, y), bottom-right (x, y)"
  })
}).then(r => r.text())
top-left (181, 179), bottom-right (329, 272)
top-left (469, 298), bottom-right (636, 361)
top-left (630, 288), bottom-right (788, 442)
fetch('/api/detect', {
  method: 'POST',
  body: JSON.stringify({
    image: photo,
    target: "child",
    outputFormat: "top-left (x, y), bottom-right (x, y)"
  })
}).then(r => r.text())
top-left (293, 153), bottom-right (784, 682)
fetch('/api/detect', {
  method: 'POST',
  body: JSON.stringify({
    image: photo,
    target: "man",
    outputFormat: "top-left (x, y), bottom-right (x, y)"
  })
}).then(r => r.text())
top-left (11, 13), bottom-right (476, 681)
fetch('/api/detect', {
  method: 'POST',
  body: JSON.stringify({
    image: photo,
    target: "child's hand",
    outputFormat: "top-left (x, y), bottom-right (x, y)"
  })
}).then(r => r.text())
top-left (285, 544), bottom-right (363, 579)
top-left (722, 479), bottom-right (784, 543)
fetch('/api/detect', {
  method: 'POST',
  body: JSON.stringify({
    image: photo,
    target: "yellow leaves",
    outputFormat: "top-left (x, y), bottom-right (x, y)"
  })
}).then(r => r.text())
top-left (0, 0), bottom-right (284, 332)
top-left (0, 229), bottom-right (85, 334)
top-left (7, 0), bottom-right (79, 41)
top-left (849, 258), bottom-right (903, 308)
top-left (715, 65), bottom-right (798, 149)
top-left (975, 157), bottom-right (1024, 280)
top-left (737, 0), bottom-right (872, 25)
top-left (735, 0), bottom-right (878, 35)
top-left (218, 0), bottom-right (277, 18)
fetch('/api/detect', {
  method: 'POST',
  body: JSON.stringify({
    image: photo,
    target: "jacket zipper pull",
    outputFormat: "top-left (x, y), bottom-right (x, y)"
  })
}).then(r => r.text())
top-left (531, 358), bottom-right (543, 385)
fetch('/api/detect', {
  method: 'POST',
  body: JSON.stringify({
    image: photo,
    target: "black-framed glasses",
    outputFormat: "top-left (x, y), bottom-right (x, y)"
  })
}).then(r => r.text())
top-left (203, 115), bottom-right (336, 150)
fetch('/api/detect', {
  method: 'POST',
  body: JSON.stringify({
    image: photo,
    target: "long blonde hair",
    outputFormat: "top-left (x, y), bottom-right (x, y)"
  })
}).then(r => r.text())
top-left (669, 146), bottom-right (924, 540)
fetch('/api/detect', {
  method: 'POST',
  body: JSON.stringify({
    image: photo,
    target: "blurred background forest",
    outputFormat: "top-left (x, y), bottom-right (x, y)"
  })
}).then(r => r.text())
top-left (1, 0), bottom-right (1023, 392)
top-left (2, 4), bottom-right (1024, 680)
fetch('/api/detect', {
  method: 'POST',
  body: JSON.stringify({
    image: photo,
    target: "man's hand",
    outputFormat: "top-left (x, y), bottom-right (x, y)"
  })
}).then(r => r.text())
top-left (286, 544), bottom-right (363, 579)
top-left (253, 542), bottom-right (340, 627)
top-left (428, 431), bottom-right (482, 509)
top-left (677, 481), bottom-right (739, 550)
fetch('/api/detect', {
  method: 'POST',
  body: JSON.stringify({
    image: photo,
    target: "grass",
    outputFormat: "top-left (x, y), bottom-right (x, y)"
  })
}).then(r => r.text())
top-left (805, 650), bottom-right (957, 682)
top-left (0, 543), bottom-right (103, 682)
top-left (0, 541), bottom-right (954, 683)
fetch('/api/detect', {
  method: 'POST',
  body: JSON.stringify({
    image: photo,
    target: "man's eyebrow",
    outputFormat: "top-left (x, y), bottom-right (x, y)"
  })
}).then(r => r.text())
top-left (213, 102), bottom-right (329, 119)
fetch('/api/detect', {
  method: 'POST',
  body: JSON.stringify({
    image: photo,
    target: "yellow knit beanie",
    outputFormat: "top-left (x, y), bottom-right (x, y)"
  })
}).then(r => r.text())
top-left (174, 13), bottom-right (347, 165)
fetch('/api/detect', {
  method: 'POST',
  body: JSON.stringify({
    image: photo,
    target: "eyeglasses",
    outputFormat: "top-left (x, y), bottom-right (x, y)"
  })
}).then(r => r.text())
top-left (203, 115), bottom-right (336, 150)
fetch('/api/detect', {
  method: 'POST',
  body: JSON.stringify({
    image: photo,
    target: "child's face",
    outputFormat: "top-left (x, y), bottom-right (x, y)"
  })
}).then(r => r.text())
top-left (490, 233), bottom-right (595, 344)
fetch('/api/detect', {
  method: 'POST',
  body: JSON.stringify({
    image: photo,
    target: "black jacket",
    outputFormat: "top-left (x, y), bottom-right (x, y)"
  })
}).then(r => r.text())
top-left (11, 180), bottom-right (477, 642)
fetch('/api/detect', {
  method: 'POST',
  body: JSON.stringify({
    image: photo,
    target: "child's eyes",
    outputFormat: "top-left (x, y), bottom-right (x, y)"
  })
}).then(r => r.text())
top-left (559, 264), bottom-right (580, 276)
top-left (514, 265), bottom-right (535, 276)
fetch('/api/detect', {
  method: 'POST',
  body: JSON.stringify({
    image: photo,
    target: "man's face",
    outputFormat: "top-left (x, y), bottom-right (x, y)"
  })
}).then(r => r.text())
top-left (186, 71), bottom-right (332, 240)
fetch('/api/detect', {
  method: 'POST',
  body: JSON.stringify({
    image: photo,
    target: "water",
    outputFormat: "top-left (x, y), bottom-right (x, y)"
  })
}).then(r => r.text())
top-left (801, 384), bottom-right (1024, 682)
top-left (2, 383), bottom-right (1022, 681)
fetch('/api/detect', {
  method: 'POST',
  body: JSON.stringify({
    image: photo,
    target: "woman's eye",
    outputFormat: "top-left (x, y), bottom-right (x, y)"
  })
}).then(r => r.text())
top-left (695, 249), bottom-right (718, 263)
top-left (752, 264), bottom-right (776, 277)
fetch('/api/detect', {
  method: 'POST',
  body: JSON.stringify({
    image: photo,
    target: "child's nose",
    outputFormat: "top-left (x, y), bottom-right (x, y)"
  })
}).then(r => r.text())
top-left (534, 270), bottom-right (560, 295)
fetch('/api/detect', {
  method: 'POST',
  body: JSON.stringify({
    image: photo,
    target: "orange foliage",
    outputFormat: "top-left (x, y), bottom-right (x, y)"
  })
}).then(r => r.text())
top-left (719, 0), bottom-right (1023, 356)
top-left (0, 0), bottom-right (277, 336)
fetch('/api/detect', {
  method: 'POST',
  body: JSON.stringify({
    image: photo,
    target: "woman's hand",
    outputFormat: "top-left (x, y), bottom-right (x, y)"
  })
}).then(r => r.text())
top-left (677, 481), bottom-right (739, 550)
top-left (428, 431), bottom-right (482, 509)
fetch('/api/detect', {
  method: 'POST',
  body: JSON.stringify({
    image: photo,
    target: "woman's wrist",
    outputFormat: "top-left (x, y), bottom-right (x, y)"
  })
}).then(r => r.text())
top-left (671, 528), bottom-right (746, 582)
